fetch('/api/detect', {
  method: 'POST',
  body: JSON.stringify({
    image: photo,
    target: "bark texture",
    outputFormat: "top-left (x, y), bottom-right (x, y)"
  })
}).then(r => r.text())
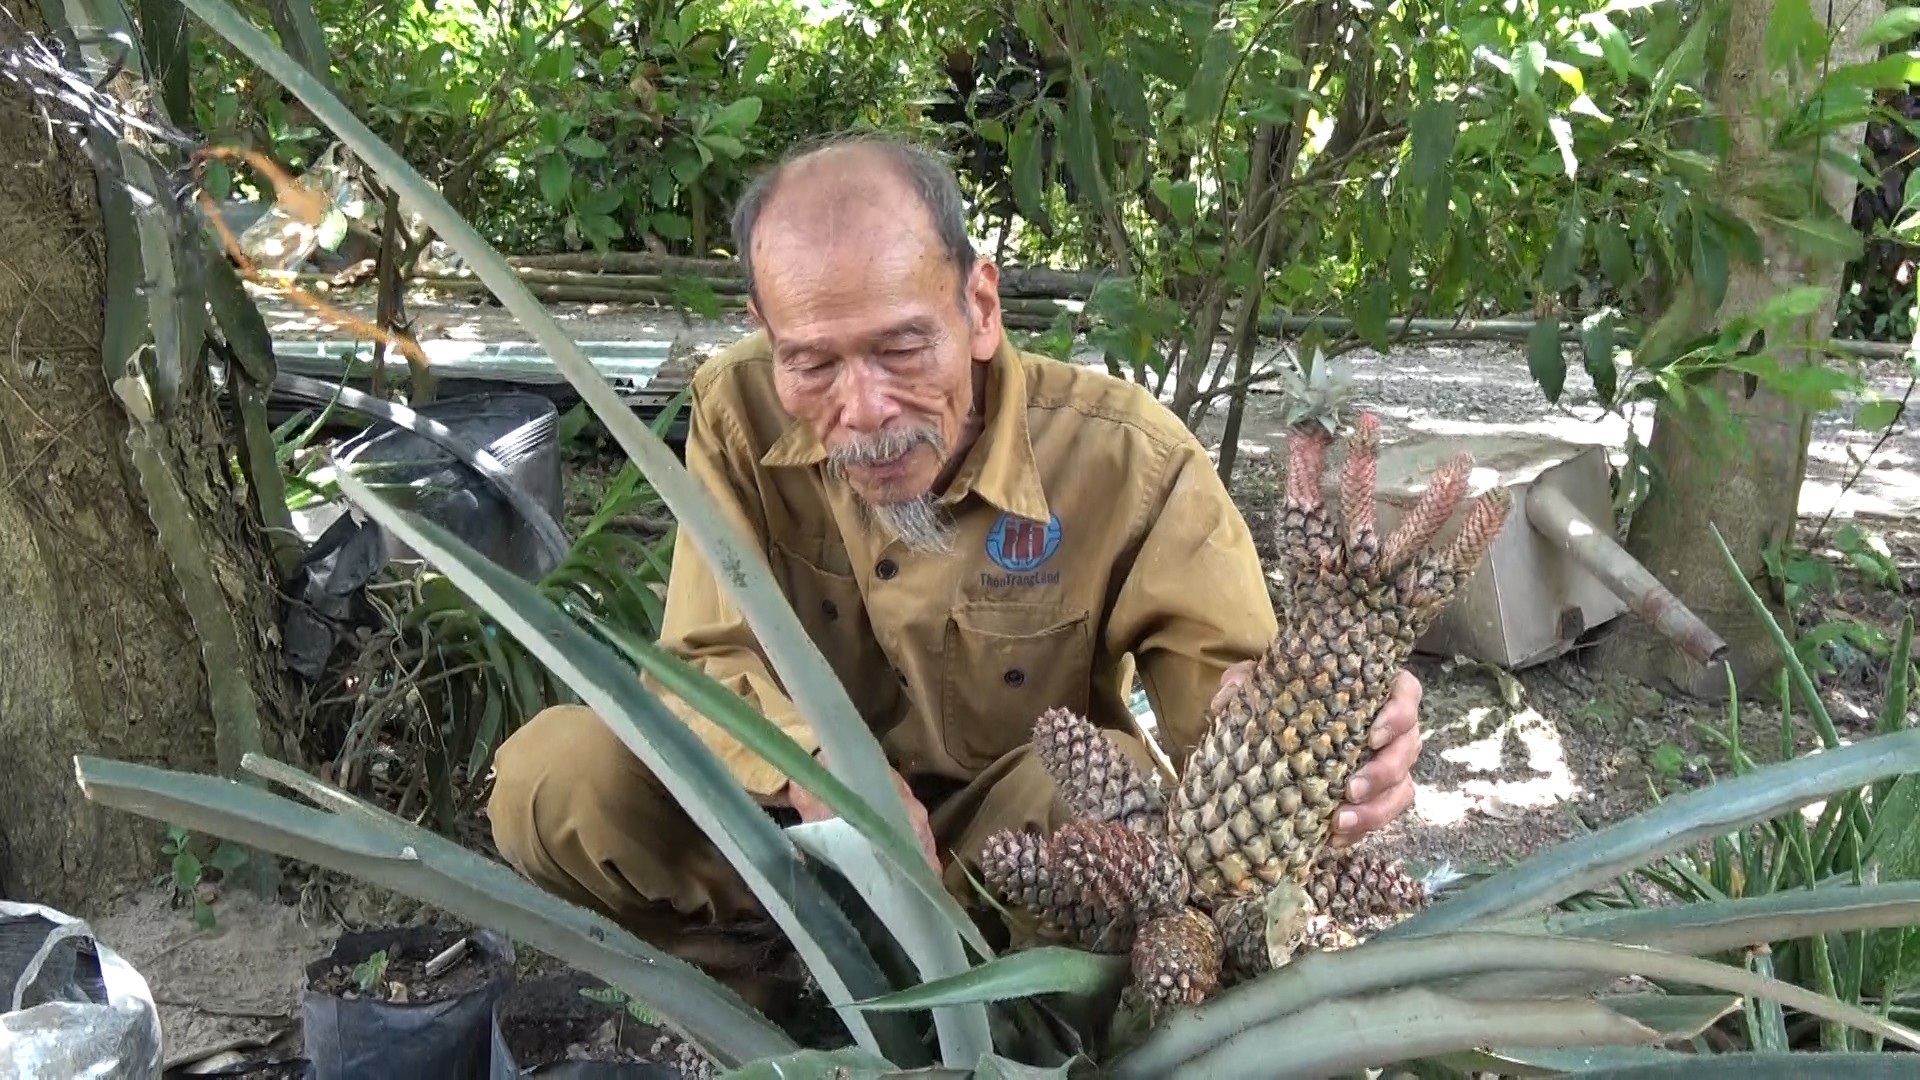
top-left (1601, 0), bottom-right (1885, 695)
top-left (0, 5), bottom-right (291, 913)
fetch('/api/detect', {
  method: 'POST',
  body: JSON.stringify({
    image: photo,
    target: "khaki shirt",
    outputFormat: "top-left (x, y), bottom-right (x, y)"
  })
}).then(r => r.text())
top-left (654, 330), bottom-right (1279, 798)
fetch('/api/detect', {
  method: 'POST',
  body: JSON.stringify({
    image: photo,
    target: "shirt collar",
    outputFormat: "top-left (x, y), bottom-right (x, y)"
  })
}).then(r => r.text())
top-left (760, 335), bottom-right (1051, 524)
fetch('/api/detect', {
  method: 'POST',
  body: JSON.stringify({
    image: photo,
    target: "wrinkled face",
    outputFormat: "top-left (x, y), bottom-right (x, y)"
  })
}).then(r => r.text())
top-left (749, 169), bottom-right (1002, 551)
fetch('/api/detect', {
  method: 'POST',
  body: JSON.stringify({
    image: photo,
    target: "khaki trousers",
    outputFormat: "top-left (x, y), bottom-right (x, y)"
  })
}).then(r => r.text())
top-left (487, 704), bottom-right (1157, 995)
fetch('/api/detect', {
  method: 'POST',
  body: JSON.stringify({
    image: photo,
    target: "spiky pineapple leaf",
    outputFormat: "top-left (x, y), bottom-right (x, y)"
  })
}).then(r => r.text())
top-left (849, 948), bottom-right (1130, 1012)
top-left (332, 471), bottom-right (922, 1066)
top-left (587, 615), bottom-right (996, 972)
top-left (1453, 882), bottom-right (1920, 1002)
top-left (972, 1053), bottom-right (1082, 1078)
top-left (1552, 1051), bottom-right (1920, 1078)
top-left (1112, 930), bottom-right (1920, 1078)
top-left (71, 755), bottom-right (798, 1069)
top-left (1505, 880), bottom-right (1920, 953)
top-left (1429, 1045), bottom-right (1692, 1077)
top-left (783, 819), bottom-right (993, 1065)
top-left (1598, 991), bottom-right (1741, 1040)
top-left (1179, 985), bottom-right (1663, 1079)
top-left (713, 1047), bottom-right (1074, 1080)
top-left (715, 1047), bottom-right (903, 1079)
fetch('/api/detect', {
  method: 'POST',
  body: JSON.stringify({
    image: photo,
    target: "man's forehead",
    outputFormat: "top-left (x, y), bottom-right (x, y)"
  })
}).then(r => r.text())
top-left (770, 312), bottom-right (943, 358)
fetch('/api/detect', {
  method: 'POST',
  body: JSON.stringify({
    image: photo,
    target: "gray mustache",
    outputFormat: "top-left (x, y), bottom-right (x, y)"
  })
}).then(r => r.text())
top-left (827, 426), bottom-right (946, 468)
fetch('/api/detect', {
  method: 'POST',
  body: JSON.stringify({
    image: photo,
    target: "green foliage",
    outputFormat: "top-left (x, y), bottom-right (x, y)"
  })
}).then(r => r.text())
top-left (159, 824), bottom-right (250, 929)
top-left (188, 0), bottom-right (943, 255)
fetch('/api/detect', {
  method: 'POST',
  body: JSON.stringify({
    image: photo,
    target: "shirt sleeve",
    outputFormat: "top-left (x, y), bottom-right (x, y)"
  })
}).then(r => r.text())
top-left (1104, 433), bottom-right (1279, 769)
top-left (646, 382), bottom-right (818, 799)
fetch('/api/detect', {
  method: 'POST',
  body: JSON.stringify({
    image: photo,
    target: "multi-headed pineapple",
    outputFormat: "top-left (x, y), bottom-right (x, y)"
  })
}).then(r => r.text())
top-left (978, 412), bottom-right (1511, 1016)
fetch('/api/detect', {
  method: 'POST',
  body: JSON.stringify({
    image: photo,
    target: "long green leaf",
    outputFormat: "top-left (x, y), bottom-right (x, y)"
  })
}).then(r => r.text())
top-left (1532, 882), bottom-right (1920, 947)
top-left (1379, 726), bottom-right (1920, 938)
top-left (172, 0), bottom-right (968, 965)
top-left (1709, 523), bottom-right (1843, 748)
top-left (1432, 1046), bottom-right (1698, 1076)
top-left (1430, 994), bottom-right (1741, 1076)
top-left (1112, 931), bottom-right (1920, 1077)
top-left (1563, 1051), bottom-right (1920, 1077)
top-left (586, 615), bottom-right (992, 945)
top-left (784, 819), bottom-right (994, 1066)
top-left (714, 1047), bottom-right (915, 1080)
top-left (70, 756), bottom-right (797, 1068)
top-left (333, 471), bottom-right (923, 1066)
top-left (1441, 883), bottom-right (1920, 1002)
top-left (1181, 985), bottom-right (1663, 1079)
top-left (850, 947), bottom-right (1130, 1012)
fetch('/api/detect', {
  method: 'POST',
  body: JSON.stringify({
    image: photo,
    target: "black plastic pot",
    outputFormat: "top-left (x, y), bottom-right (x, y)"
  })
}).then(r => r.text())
top-left (488, 971), bottom-right (684, 1078)
top-left (300, 924), bottom-right (516, 1080)
top-left (333, 390), bottom-right (566, 582)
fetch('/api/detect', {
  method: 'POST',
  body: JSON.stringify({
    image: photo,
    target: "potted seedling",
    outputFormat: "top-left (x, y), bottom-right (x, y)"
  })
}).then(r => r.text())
top-left (489, 968), bottom-right (701, 1077)
top-left (301, 922), bottom-right (516, 1079)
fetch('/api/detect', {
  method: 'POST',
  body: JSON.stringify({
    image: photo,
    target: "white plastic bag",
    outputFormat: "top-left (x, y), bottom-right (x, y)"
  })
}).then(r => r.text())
top-left (0, 900), bottom-right (162, 1079)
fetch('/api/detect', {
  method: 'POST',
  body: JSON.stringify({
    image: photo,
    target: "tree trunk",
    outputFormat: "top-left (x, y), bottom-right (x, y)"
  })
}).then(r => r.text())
top-left (0, 9), bottom-right (293, 914)
top-left (1599, 0), bottom-right (1884, 696)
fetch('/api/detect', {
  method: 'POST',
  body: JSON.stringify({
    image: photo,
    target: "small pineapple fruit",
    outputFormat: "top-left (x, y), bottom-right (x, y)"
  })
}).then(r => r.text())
top-left (1031, 706), bottom-right (1165, 833)
top-left (1131, 908), bottom-right (1222, 1015)
top-left (979, 817), bottom-right (1187, 953)
top-left (1311, 848), bottom-right (1433, 927)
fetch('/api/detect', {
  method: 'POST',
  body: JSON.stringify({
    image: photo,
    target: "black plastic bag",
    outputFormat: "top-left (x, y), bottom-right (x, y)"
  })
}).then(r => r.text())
top-left (299, 924), bottom-right (515, 1080)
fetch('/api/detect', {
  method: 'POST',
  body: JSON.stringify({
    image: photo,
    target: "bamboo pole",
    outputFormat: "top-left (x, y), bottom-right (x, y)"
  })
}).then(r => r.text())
top-left (1255, 313), bottom-right (1916, 361)
top-left (411, 277), bottom-right (1066, 330)
top-left (499, 251), bottom-right (1106, 298)
top-left (277, 259), bottom-right (1918, 361)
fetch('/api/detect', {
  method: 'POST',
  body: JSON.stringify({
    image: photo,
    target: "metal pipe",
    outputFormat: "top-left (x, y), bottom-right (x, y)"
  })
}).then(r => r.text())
top-left (1524, 485), bottom-right (1732, 673)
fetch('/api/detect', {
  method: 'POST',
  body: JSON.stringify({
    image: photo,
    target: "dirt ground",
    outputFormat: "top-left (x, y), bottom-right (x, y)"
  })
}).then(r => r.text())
top-left (70, 289), bottom-right (1920, 1072)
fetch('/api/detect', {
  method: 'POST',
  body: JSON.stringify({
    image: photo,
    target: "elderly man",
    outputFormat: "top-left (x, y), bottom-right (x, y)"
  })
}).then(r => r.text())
top-left (487, 131), bottom-right (1424, 1004)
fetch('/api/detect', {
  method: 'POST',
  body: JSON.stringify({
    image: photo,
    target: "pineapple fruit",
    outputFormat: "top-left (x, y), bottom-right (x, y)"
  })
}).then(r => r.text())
top-left (978, 411), bottom-right (1511, 1016)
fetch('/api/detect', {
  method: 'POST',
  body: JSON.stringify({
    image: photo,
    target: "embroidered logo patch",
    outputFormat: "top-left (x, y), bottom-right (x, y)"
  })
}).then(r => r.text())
top-left (982, 512), bottom-right (1062, 589)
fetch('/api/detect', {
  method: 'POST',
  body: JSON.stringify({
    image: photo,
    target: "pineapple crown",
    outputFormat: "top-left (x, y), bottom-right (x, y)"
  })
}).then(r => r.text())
top-left (1273, 346), bottom-right (1355, 438)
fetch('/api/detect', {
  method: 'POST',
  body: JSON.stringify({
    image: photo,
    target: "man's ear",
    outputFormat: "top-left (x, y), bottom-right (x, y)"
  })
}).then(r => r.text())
top-left (965, 259), bottom-right (1003, 362)
top-left (746, 292), bottom-right (766, 330)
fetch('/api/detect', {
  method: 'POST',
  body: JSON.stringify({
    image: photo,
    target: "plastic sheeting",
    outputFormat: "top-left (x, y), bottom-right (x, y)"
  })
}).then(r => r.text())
top-left (0, 900), bottom-right (162, 1079)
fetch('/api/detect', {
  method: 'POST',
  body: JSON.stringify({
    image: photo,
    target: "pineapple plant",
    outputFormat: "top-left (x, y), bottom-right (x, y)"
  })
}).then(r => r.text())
top-left (980, 409), bottom-right (1512, 1015)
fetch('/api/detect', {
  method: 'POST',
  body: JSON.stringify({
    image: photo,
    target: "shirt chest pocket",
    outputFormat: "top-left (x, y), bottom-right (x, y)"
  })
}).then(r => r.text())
top-left (939, 602), bottom-right (1093, 772)
top-left (769, 539), bottom-right (897, 725)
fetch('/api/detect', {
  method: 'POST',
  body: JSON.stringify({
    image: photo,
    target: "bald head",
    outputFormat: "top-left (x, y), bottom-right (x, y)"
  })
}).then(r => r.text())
top-left (731, 132), bottom-right (977, 307)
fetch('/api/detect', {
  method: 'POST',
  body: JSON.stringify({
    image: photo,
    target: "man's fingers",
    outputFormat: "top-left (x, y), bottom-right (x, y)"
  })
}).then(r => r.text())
top-left (1368, 670), bottom-right (1422, 749)
top-left (1331, 776), bottom-right (1415, 845)
top-left (1210, 660), bottom-right (1256, 712)
top-left (1362, 719), bottom-right (1422, 789)
top-left (915, 813), bottom-right (940, 868)
top-left (789, 785), bottom-right (830, 823)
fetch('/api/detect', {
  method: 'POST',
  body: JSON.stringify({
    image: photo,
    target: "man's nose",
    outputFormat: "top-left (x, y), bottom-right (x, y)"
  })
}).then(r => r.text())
top-left (837, 360), bottom-right (897, 432)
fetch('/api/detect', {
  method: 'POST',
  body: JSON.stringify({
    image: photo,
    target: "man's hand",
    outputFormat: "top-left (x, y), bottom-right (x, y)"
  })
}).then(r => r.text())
top-left (1211, 662), bottom-right (1423, 847)
top-left (1331, 669), bottom-right (1421, 847)
top-left (781, 751), bottom-right (940, 870)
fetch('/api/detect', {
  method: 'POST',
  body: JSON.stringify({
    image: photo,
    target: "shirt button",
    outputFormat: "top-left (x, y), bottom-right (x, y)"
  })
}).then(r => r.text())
top-left (1003, 668), bottom-right (1026, 688)
top-left (821, 598), bottom-right (839, 620)
top-left (875, 559), bottom-right (898, 580)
